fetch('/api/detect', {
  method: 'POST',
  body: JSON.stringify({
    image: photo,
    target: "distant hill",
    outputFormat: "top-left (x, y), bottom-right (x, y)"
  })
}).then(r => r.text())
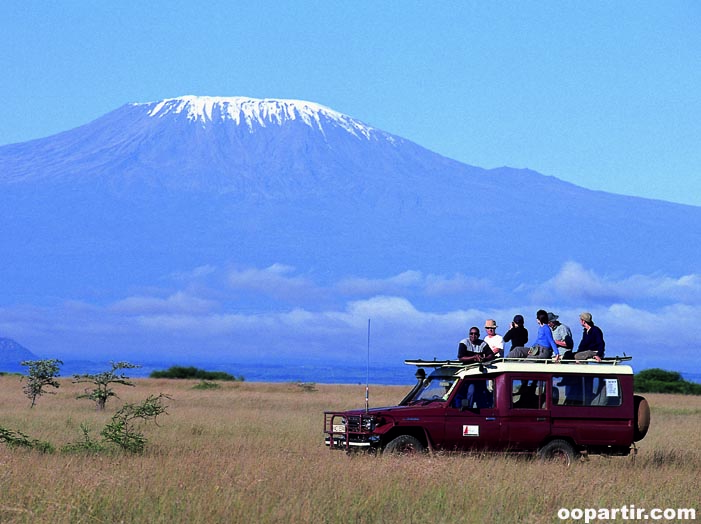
top-left (0, 338), bottom-right (39, 372)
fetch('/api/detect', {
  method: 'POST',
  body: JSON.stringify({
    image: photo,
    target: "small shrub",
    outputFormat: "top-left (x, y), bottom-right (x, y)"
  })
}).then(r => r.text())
top-left (0, 426), bottom-right (55, 453)
top-left (192, 380), bottom-right (221, 390)
top-left (101, 394), bottom-right (170, 453)
top-left (61, 423), bottom-right (107, 454)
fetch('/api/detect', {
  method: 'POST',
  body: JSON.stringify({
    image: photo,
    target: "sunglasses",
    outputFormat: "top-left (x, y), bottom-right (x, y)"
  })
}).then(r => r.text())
top-left (469, 332), bottom-right (479, 336)
top-left (486, 327), bottom-right (496, 330)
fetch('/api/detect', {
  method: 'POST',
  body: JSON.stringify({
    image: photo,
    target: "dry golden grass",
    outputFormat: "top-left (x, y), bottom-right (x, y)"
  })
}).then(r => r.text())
top-left (1, 376), bottom-right (699, 523)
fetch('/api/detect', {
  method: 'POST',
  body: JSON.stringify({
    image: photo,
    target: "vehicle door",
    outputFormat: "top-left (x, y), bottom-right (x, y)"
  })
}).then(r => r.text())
top-left (503, 376), bottom-right (550, 451)
top-left (443, 378), bottom-right (502, 451)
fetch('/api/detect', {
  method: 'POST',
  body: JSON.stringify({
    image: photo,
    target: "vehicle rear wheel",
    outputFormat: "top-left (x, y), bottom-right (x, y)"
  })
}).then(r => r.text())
top-left (384, 435), bottom-right (425, 455)
top-left (538, 439), bottom-right (578, 466)
top-left (633, 395), bottom-right (650, 442)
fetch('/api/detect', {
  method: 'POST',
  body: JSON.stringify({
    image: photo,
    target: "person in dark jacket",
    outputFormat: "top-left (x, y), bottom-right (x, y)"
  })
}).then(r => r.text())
top-left (457, 327), bottom-right (495, 363)
top-left (503, 314), bottom-right (528, 351)
top-left (573, 311), bottom-right (605, 361)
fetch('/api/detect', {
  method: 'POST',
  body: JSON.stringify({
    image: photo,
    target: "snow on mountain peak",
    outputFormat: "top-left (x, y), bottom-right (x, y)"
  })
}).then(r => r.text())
top-left (137, 96), bottom-right (377, 139)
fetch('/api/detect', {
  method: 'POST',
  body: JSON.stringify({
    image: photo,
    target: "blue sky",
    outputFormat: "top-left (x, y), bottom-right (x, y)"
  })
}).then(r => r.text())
top-left (2, 2), bottom-right (701, 380)
top-left (2, 1), bottom-right (700, 206)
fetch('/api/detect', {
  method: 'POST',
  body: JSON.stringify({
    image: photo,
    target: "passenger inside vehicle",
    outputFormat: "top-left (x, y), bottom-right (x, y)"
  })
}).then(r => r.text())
top-left (453, 380), bottom-right (493, 409)
top-left (512, 379), bottom-right (546, 409)
top-left (553, 376), bottom-right (622, 407)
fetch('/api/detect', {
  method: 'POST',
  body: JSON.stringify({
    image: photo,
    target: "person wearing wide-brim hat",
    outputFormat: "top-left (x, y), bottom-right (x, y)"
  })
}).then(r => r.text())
top-left (483, 319), bottom-right (504, 358)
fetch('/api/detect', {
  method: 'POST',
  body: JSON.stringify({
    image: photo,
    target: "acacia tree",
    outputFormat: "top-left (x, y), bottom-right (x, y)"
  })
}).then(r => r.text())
top-left (73, 361), bottom-right (141, 410)
top-left (20, 359), bottom-right (63, 408)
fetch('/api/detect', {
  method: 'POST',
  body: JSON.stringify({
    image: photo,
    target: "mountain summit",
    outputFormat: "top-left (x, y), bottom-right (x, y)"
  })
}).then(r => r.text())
top-left (1, 95), bottom-right (431, 194)
top-left (142, 96), bottom-right (378, 139)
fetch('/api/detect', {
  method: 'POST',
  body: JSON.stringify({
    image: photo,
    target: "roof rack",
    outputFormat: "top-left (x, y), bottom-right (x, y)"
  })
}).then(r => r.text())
top-left (404, 355), bottom-right (632, 368)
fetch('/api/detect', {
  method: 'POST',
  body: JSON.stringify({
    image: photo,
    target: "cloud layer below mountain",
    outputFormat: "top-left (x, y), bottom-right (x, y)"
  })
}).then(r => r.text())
top-left (3, 259), bottom-right (698, 375)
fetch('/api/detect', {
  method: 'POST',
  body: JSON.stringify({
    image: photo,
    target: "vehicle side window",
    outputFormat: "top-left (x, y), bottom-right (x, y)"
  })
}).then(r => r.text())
top-left (552, 376), bottom-right (622, 407)
top-left (453, 379), bottom-right (494, 409)
top-left (511, 379), bottom-right (546, 409)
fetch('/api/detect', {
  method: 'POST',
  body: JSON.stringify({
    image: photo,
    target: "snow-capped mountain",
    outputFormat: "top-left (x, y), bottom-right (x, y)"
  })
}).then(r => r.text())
top-left (1, 96), bottom-right (699, 370)
top-left (2, 95), bottom-right (697, 281)
top-left (0, 95), bottom-right (419, 194)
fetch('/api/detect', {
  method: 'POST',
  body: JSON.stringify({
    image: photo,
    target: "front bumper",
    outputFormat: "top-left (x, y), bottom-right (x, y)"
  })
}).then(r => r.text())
top-left (324, 412), bottom-right (381, 451)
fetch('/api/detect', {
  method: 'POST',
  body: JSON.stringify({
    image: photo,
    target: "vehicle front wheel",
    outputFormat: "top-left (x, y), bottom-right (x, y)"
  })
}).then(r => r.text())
top-left (384, 435), bottom-right (425, 455)
top-left (538, 439), bottom-right (578, 466)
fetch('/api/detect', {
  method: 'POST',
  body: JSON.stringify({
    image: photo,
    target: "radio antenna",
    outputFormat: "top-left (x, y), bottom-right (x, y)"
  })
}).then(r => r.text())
top-left (365, 318), bottom-right (371, 413)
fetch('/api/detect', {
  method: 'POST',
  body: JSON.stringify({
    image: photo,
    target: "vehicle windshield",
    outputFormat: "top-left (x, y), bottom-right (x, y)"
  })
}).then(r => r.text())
top-left (409, 375), bottom-right (459, 403)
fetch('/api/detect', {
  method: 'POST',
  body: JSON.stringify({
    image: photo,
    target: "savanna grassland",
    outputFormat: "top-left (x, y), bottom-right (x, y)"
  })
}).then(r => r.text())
top-left (0, 376), bottom-right (699, 524)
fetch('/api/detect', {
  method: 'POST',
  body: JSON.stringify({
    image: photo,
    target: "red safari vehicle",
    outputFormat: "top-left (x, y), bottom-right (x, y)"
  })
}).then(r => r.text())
top-left (324, 357), bottom-right (650, 464)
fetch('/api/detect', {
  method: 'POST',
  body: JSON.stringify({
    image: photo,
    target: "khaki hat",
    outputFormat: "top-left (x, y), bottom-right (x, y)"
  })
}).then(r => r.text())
top-left (484, 319), bottom-right (498, 329)
top-left (580, 312), bottom-right (593, 324)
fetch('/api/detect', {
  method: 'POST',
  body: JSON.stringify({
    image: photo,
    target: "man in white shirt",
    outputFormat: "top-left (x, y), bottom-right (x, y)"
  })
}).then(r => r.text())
top-left (483, 319), bottom-right (504, 358)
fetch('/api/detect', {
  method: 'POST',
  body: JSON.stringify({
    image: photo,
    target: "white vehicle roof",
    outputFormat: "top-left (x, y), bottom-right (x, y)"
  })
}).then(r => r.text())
top-left (405, 358), bottom-right (634, 378)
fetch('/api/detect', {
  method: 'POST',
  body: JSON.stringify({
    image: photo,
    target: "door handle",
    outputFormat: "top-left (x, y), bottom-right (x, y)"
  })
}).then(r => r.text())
top-left (485, 417), bottom-right (496, 421)
top-left (536, 417), bottom-right (547, 422)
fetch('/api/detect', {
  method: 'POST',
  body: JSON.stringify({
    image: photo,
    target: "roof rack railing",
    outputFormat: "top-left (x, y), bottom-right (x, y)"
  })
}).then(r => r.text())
top-left (404, 355), bottom-right (631, 368)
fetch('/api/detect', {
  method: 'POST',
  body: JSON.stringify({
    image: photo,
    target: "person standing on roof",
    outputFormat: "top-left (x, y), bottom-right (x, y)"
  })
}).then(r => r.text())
top-left (457, 327), bottom-right (495, 363)
top-left (503, 314), bottom-right (528, 351)
top-left (548, 312), bottom-right (573, 357)
top-left (507, 309), bottom-right (560, 360)
top-left (573, 312), bottom-right (605, 361)
top-left (483, 319), bottom-right (504, 358)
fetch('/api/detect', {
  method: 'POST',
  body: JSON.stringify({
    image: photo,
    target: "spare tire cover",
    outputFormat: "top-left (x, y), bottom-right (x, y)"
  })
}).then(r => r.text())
top-left (634, 395), bottom-right (650, 442)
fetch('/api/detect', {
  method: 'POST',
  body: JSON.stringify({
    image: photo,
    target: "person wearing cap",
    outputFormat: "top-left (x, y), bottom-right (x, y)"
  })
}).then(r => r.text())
top-left (503, 314), bottom-right (528, 351)
top-left (573, 312), bottom-right (605, 361)
top-left (547, 312), bottom-right (573, 357)
top-left (483, 319), bottom-right (504, 358)
top-left (457, 327), bottom-right (495, 363)
top-left (507, 309), bottom-right (560, 360)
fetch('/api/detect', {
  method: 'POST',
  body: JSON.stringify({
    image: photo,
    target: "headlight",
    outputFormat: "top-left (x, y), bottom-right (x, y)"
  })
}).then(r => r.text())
top-left (362, 417), bottom-right (376, 431)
